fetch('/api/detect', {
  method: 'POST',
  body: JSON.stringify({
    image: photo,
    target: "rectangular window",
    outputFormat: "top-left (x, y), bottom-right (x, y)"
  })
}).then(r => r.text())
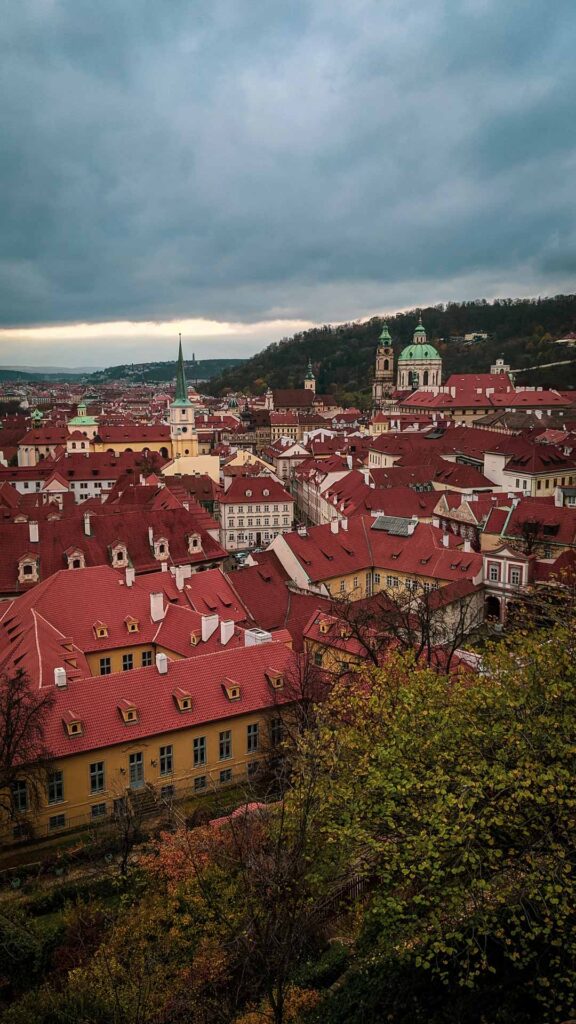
top-left (270, 717), bottom-right (283, 746)
top-left (99, 657), bottom-right (111, 676)
top-left (406, 579), bottom-right (418, 592)
top-left (219, 730), bottom-right (232, 760)
top-left (386, 576), bottom-right (399, 588)
top-left (220, 768), bottom-right (232, 784)
top-left (90, 761), bottom-right (105, 794)
top-left (141, 650), bottom-right (153, 668)
top-left (247, 723), bottom-right (259, 753)
top-left (159, 744), bottom-right (173, 775)
top-left (353, 576), bottom-right (359, 589)
top-left (488, 564), bottom-right (499, 582)
top-left (339, 580), bottom-right (346, 593)
top-left (48, 770), bottom-right (64, 804)
top-left (91, 802), bottom-right (107, 819)
top-left (193, 736), bottom-right (206, 766)
top-left (11, 780), bottom-right (28, 813)
top-left (194, 775), bottom-right (207, 791)
top-left (314, 651), bottom-right (323, 667)
top-left (374, 572), bottom-right (381, 584)
top-left (122, 653), bottom-right (133, 671)
top-left (510, 567), bottom-right (522, 586)
top-left (49, 813), bottom-right (66, 831)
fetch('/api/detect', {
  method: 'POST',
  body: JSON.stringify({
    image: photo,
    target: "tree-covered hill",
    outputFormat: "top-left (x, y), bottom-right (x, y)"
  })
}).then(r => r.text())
top-left (88, 357), bottom-right (244, 384)
top-left (208, 294), bottom-right (576, 404)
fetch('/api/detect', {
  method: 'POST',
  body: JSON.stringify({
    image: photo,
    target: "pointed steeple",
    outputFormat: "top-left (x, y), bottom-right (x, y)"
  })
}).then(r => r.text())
top-left (379, 323), bottom-right (392, 344)
top-left (173, 334), bottom-right (192, 406)
top-left (305, 357), bottom-right (315, 380)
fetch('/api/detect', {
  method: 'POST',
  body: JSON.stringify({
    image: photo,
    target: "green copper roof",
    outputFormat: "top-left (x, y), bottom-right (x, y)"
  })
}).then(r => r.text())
top-left (172, 337), bottom-right (193, 407)
top-left (413, 319), bottom-right (426, 335)
top-left (379, 323), bottom-right (392, 343)
top-left (398, 342), bottom-right (441, 361)
top-left (305, 358), bottom-right (315, 380)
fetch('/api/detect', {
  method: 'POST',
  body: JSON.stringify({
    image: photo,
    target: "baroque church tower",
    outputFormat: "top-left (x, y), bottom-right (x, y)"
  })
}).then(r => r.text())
top-left (169, 336), bottom-right (199, 458)
top-left (372, 323), bottom-right (395, 408)
top-left (304, 358), bottom-right (316, 393)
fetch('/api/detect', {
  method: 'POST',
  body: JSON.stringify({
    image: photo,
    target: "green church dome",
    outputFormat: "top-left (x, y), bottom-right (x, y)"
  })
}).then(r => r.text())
top-left (378, 324), bottom-right (392, 343)
top-left (398, 343), bottom-right (440, 361)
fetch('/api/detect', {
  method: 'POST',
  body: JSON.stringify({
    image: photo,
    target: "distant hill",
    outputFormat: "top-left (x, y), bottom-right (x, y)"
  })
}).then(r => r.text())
top-left (88, 358), bottom-right (244, 384)
top-left (208, 295), bottom-right (576, 406)
top-left (0, 368), bottom-right (86, 382)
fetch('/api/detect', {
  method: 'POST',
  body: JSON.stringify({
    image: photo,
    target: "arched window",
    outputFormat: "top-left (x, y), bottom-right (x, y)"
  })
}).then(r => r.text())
top-left (423, 370), bottom-right (429, 385)
top-left (383, 359), bottom-right (389, 370)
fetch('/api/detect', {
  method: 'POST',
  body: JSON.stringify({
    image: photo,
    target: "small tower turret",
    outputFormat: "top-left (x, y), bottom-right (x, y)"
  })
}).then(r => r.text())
top-left (304, 358), bottom-right (316, 393)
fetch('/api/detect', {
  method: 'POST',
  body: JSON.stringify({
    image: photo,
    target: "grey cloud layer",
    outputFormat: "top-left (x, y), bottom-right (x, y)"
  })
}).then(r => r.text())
top-left (1, 0), bottom-right (575, 332)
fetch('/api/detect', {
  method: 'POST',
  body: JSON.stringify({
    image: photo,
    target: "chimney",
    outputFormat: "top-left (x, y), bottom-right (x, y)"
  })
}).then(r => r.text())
top-left (174, 565), bottom-right (186, 591)
top-left (220, 619), bottom-right (235, 645)
top-left (442, 533), bottom-right (449, 547)
top-left (156, 652), bottom-right (168, 675)
top-left (432, 517), bottom-right (440, 528)
top-left (201, 613), bottom-right (219, 642)
top-left (554, 486), bottom-right (563, 508)
top-left (29, 520), bottom-right (39, 543)
top-left (150, 592), bottom-right (165, 622)
top-left (330, 519), bottom-right (339, 534)
top-left (463, 539), bottom-right (472, 553)
top-left (341, 518), bottom-right (348, 531)
top-left (54, 667), bottom-right (67, 688)
top-left (125, 566), bottom-right (135, 587)
top-left (148, 526), bottom-right (154, 546)
top-left (407, 516), bottom-right (418, 536)
top-left (297, 525), bottom-right (308, 537)
top-left (83, 512), bottom-right (91, 536)
top-left (346, 455), bottom-right (353, 470)
top-left (183, 500), bottom-right (189, 511)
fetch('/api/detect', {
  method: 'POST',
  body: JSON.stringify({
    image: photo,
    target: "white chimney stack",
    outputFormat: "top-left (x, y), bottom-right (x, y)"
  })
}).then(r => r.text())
top-left (201, 613), bottom-right (219, 642)
top-left (330, 519), bottom-right (339, 534)
top-left (29, 521), bottom-right (39, 543)
top-left (463, 539), bottom-right (472, 553)
top-left (54, 667), bottom-right (67, 688)
top-left (150, 592), bottom-right (165, 622)
top-left (148, 526), bottom-right (154, 546)
top-left (174, 566), bottom-right (185, 591)
top-left (156, 652), bottom-right (168, 675)
top-left (341, 518), bottom-right (348, 531)
top-left (125, 566), bottom-right (135, 587)
top-left (83, 512), bottom-right (91, 536)
top-left (442, 533), bottom-right (449, 547)
top-left (220, 619), bottom-right (235, 645)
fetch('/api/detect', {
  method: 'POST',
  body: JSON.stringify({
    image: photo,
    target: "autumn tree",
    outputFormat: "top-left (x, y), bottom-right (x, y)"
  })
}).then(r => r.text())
top-left (296, 624), bottom-right (576, 1021)
top-left (0, 668), bottom-right (54, 827)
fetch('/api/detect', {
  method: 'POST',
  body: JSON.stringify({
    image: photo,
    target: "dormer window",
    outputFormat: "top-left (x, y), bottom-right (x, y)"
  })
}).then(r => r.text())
top-left (190, 631), bottom-right (200, 646)
top-left (222, 678), bottom-right (241, 701)
top-left (18, 557), bottom-right (38, 584)
top-left (125, 616), bottom-right (139, 634)
top-left (187, 532), bottom-right (202, 554)
top-left (153, 537), bottom-right (169, 560)
top-left (62, 711), bottom-right (83, 737)
top-left (118, 699), bottom-right (138, 724)
top-left (173, 688), bottom-right (193, 712)
top-left (93, 621), bottom-right (108, 639)
top-left (66, 550), bottom-right (85, 570)
top-left (265, 669), bottom-right (284, 690)
top-left (319, 619), bottom-right (331, 635)
top-left (111, 543), bottom-right (128, 567)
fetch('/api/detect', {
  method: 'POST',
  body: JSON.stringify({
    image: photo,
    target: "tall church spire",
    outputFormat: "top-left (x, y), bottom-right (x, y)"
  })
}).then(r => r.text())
top-left (174, 333), bottom-right (191, 406)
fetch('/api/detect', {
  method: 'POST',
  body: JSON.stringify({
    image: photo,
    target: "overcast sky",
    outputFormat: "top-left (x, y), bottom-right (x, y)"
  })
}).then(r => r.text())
top-left (1, 0), bottom-right (575, 368)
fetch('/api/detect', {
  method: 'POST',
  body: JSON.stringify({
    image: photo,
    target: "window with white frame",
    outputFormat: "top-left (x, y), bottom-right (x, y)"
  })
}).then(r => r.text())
top-left (509, 566), bottom-right (522, 586)
top-left (488, 564), bottom-right (500, 582)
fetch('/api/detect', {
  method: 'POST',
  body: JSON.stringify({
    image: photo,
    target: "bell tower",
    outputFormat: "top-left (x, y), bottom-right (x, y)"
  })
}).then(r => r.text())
top-left (169, 335), bottom-right (198, 458)
top-left (372, 324), bottom-right (395, 409)
top-left (304, 358), bottom-right (316, 393)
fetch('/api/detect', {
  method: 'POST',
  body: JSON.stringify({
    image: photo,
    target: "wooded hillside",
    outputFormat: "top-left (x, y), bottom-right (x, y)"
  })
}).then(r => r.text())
top-left (208, 294), bottom-right (576, 404)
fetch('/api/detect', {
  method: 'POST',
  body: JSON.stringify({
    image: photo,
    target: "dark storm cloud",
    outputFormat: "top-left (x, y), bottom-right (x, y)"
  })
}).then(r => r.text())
top-left (1, 0), bottom-right (575, 333)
